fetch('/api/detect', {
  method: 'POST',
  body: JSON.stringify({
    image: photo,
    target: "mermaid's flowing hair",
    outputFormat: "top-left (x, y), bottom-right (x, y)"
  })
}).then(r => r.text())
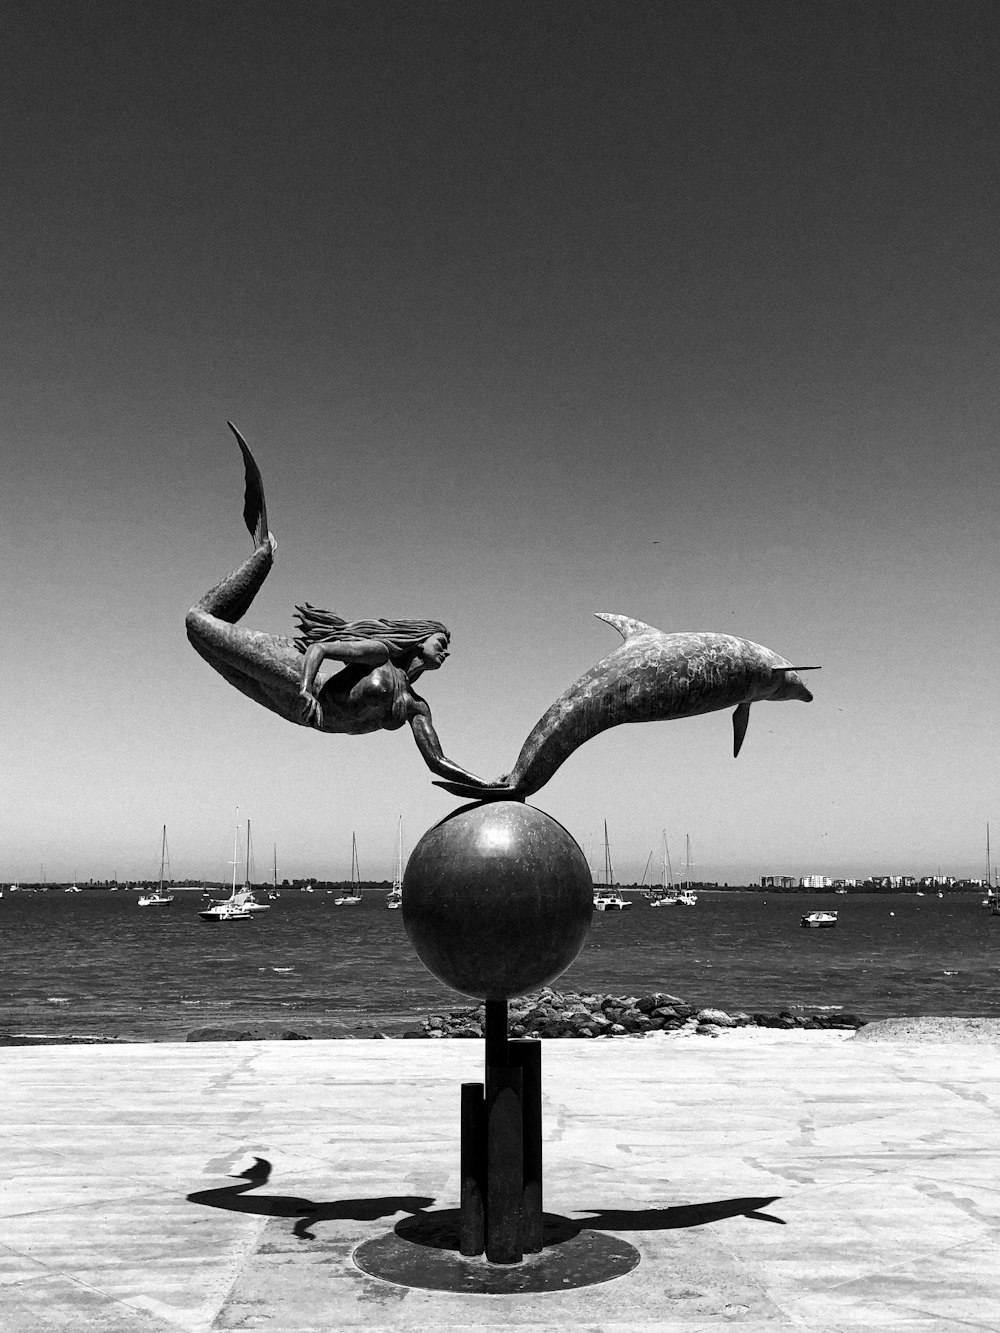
top-left (294, 603), bottom-right (449, 663)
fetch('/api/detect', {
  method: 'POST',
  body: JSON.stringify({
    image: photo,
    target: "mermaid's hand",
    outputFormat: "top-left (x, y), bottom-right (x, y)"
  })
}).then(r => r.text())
top-left (297, 691), bottom-right (324, 729)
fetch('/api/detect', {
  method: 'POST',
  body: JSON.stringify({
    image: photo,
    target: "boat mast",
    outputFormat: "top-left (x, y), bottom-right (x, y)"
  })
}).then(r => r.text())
top-left (393, 817), bottom-right (403, 891)
top-left (603, 821), bottom-right (615, 887)
top-left (273, 843), bottom-right (278, 891)
top-left (662, 831), bottom-right (674, 890)
top-left (988, 823), bottom-right (992, 891)
top-left (351, 832), bottom-right (360, 886)
top-left (640, 851), bottom-right (653, 886)
top-left (231, 808), bottom-right (240, 897)
top-left (244, 820), bottom-right (253, 888)
top-left (685, 834), bottom-right (692, 889)
top-left (159, 825), bottom-right (168, 893)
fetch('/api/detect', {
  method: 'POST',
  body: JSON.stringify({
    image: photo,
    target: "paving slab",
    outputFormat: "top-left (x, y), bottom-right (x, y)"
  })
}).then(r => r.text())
top-left (2, 1031), bottom-right (999, 1331)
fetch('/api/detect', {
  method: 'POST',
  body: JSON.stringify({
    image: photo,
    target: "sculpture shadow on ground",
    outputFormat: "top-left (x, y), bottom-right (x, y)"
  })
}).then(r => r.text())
top-left (185, 1157), bottom-right (436, 1240)
top-left (186, 1160), bottom-right (783, 1245)
top-left (393, 1195), bottom-right (785, 1252)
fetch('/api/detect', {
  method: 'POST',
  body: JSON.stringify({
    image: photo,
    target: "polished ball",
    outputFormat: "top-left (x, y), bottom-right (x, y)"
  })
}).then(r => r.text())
top-left (402, 802), bottom-right (593, 1001)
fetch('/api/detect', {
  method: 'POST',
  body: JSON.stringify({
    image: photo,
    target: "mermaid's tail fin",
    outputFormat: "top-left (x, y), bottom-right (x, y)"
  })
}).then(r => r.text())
top-left (228, 422), bottom-right (269, 546)
top-left (432, 779), bottom-right (523, 802)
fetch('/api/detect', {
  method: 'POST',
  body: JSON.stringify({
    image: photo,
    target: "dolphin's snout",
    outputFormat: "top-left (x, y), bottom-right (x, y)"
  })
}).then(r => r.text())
top-left (770, 668), bottom-right (814, 703)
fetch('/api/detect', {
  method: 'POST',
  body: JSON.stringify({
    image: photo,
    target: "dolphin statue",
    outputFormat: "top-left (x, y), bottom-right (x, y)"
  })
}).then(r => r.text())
top-left (434, 614), bottom-right (817, 800)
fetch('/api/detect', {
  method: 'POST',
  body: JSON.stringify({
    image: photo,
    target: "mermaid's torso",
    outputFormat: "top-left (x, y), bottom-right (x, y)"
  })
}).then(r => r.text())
top-left (316, 663), bottom-right (412, 734)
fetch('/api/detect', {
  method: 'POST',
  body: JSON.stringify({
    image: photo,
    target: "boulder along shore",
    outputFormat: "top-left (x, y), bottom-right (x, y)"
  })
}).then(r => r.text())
top-left (402, 987), bottom-right (867, 1040)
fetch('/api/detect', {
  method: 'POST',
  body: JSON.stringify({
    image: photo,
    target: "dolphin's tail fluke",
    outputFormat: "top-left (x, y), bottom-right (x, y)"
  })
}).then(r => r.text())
top-left (228, 422), bottom-right (269, 547)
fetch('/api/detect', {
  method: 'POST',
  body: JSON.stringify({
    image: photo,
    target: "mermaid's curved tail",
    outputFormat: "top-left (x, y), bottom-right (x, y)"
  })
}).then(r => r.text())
top-left (190, 428), bottom-right (274, 626)
top-left (229, 422), bottom-right (269, 547)
top-left (186, 427), bottom-right (302, 722)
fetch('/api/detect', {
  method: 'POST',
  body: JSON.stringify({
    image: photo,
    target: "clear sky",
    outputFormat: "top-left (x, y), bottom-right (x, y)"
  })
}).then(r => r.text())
top-left (2, 1), bottom-right (998, 886)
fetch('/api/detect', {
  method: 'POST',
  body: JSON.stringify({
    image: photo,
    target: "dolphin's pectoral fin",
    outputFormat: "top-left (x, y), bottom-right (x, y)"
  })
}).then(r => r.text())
top-left (733, 702), bottom-right (752, 758)
top-left (594, 612), bottom-right (659, 642)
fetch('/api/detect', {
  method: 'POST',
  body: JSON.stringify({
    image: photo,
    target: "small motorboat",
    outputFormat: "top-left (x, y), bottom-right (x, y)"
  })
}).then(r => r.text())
top-left (801, 910), bottom-right (838, 928)
top-left (593, 888), bottom-right (632, 911)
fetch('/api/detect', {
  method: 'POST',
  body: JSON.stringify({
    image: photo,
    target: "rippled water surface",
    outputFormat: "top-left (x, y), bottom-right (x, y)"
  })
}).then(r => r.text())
top-left (2, 890), bottom-right (998, 1039)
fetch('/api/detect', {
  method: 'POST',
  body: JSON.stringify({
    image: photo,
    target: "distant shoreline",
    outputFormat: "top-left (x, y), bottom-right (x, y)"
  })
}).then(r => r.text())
top-left (3, 883), bottom-right (992, 896)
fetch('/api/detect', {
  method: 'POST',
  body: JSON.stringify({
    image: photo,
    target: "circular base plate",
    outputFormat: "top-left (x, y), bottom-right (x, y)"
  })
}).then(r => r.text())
top-left (353, 1209), bottom-right (640, 1294)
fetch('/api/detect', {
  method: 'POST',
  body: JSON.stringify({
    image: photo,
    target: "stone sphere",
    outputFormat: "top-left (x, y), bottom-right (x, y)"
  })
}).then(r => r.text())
top-left (402, 802), bottom-right (593, 1001)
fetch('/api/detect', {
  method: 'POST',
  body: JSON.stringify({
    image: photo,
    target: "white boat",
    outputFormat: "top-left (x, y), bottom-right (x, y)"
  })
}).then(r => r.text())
top-left (234, 821), bottom-right (270, 912)
top-left (594, 887), bottom-right (631, 911)
top-left (677, 835), bottom-right (697, 904)
top-left (801, 910), bottom-right (838, 928)
top-left (648, 832), bottom-right (677, 907)
top-left (386, 817), bottom-right (403, 909)
top-left (593, 822), bottom-right (632, 910)
top-left (138, 828), bottom-right (175, 907)
top-left (199, 899), bottom-right (253, 922)
top-left (335, 834), bottom-right (363, 905)
top-left (982, 825), bottom-right (998, 909)
top-left (199, 812), bottom-right (253, 922)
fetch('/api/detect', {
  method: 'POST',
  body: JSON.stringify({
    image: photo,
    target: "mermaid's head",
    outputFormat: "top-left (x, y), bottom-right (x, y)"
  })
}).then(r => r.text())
top-left (294, 604), bottom-right (450, 668)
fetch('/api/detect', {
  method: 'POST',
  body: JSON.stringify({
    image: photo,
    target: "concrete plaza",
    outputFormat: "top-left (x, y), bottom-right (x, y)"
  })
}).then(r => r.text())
top-left (2, 1028), bottom-right (999, 1331)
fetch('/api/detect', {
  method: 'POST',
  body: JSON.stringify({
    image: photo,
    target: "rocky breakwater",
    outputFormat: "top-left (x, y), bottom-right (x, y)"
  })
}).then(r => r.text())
top-left (408, 988), bottom-right (866, 1039)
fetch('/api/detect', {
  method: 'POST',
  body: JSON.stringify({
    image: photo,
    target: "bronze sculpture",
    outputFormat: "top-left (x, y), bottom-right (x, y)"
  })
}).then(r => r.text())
top-left (188, 426), bottom-right (816, 802)
top-left (184, 420), bottom-right (818, 1281)
top-left (186, 425), bottom-right (496, 791)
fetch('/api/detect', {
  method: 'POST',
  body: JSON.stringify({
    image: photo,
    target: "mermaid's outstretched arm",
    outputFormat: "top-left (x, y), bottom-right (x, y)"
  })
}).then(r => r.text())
top-left (185, 427), bottom-right (307, 725)
top-left (409, 701), bottom-right (508, 789)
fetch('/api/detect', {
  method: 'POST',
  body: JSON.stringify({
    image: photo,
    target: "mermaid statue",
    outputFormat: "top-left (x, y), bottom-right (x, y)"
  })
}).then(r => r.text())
top-left (186, 425), bottom-right (500, 791)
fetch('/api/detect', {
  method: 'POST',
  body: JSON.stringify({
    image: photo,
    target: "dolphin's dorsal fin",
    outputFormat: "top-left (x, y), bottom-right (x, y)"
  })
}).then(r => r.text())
top-left (594, 612), bottom-right (658, 642)
top-left (733, 701), bottom-right (751, 757)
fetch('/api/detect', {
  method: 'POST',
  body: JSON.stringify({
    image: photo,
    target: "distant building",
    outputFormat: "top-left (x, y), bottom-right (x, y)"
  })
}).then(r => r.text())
top-left (799, 874), bottom-right (832, 889)
top-left (760, 875), bottom-right (797, 888)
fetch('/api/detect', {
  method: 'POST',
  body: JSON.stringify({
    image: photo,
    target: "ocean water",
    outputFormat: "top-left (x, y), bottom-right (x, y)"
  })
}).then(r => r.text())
top-left (2, 889), bottom-right (998, 1040)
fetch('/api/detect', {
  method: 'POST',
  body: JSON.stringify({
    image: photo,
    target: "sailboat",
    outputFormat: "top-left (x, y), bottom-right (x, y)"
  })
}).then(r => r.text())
top-left (676, 834), bottom-right (698, 905)
top-left (268, 844), bottom-right (280, 900)
top-left (984, 823), bottom-right (1000, 916)
top-left (232, 821), bottom-right (270, 913)
top-left (335, 834), bottom-right (363, 904)
top-left (386, 818), bottom-right (403, 909)
top-left (593, 822), bottom-right (631, 910)
top-left (649, 832), bottom-right (677, 907)
top-left (199, 812), bottom-right (253, 921)
top-left (138, 830), bottom-right (174, 907)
